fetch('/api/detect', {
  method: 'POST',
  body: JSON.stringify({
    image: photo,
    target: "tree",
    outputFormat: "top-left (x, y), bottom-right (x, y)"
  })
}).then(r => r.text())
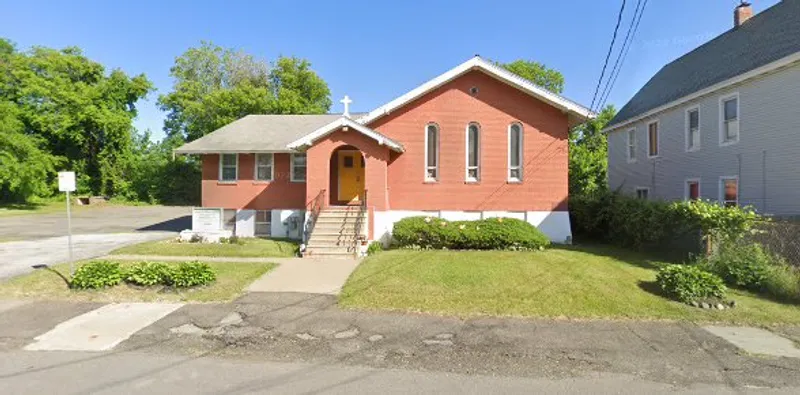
top-left (2, 40), bottom-right (152, 197)
top-left (499, 59), bottom-right (565, 94)
top-left (159, 42), bottom-right (331, 142)
top-left (569, 105), bottom-right (616, 196)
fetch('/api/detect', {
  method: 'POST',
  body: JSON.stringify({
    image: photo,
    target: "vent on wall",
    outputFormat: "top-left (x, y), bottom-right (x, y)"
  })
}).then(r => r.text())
top-left (469, 86), bottom-right (479, 96)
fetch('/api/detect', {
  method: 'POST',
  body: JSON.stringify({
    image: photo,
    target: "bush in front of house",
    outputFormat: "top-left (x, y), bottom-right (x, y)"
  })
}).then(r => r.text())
top-left (169, 261), bottom-right (216, 288)
top-left (698, 242), bottom-right (772, 291)
top-left (366, 241), bottom-right (383, 255)
top-left (656, 264), bottom-right (727, 303)
top-left (392, 216), bottom-right (550, 250)
top-left (70, 260), bottom-right (124, 289)
top-left (124, 261), bottom-right (174, 287)
top-left (762, 264), bottom-right (800, 303)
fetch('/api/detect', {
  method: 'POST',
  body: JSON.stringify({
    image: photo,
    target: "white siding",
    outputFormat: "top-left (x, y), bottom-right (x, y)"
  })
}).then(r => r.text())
top-left (608, 63), bottom-right (800, 215)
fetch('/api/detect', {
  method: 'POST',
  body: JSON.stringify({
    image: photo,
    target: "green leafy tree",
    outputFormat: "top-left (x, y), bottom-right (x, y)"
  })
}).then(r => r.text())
top-left (2, 39), bottom-right (152, 197)
top-left (569, 105), bottom-right (616, 196)
top-left (159, 42), bottom-right (331, 142)
top-left (499, 59), bottom-right (565, 94)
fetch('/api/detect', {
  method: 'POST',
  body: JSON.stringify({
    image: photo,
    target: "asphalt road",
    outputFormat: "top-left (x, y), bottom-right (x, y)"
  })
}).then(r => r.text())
top-left (0, 205), bottom-right (191, 279)
top-left (1, 350), bottom-right (790, 394)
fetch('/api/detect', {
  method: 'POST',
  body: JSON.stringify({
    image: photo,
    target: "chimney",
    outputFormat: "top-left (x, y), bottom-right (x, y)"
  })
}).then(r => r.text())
top-left (734, 1), bottom-right (753, 27)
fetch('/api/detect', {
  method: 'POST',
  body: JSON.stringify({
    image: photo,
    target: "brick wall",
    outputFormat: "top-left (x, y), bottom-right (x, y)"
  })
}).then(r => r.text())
top-left (201, 153), bottom-right (306, 209)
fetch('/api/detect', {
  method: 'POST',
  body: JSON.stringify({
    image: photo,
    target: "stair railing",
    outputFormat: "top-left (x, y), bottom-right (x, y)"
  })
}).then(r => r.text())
top-left (352, 190), bottom-right (368, 257)
top-left (304, 189), bottom-right (326, 245)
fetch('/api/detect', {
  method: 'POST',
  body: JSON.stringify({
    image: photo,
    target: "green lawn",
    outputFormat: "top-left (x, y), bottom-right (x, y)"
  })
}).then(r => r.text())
top-left (339, 245), bottom-right (800, 325)
top-left (0, 260), bottom-right (275, 303)
top-left (111, 237), bottom-right (299, 258)
top-left (0, 199), bottom-right (153, 218)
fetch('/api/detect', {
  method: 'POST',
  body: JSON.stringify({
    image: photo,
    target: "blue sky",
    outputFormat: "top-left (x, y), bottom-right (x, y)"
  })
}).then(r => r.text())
top-left (2, 0), bottom-right (780, 140)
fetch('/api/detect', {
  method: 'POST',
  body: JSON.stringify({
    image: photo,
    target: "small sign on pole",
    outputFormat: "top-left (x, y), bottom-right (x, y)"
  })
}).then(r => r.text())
top-left (58, 172), bottom-right (76, 275)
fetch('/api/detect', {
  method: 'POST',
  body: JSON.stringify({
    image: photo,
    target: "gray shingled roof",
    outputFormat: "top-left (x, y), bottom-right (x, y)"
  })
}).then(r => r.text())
top-left (174, 113), bottom-right (366, 154)
top-left (609, 0), bottom-right (800, 128)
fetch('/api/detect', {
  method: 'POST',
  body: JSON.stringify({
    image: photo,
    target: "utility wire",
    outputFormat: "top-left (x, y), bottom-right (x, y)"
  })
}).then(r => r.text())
top-left (598, 0), bottom-right (649, 112)
top-left (589, 0), bottom-right (627, 113)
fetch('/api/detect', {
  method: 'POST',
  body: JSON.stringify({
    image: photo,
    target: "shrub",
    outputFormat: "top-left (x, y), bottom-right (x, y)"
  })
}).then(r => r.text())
top-left (656, 264), bottom-right (727, 303)
top-left (762, 265), bottom-right (800, 302)
top-left (124, 261), bottom-right (173, 287)
top-left (169, 261), bottom-right (216, 288)
top-left (71, 260), bottom-right (124, 289)
top-left (367, 241), bottom-right (383, 255)
top-left (698, 243), bottom-right (772, 291)
top-left (220, 236), bottom-right (244, 245)
top-left (392, 216), bottom-right (550, 250)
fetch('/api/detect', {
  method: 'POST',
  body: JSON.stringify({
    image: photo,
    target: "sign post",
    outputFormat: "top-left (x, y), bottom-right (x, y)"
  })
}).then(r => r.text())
top-left (58, 172), bottom-right (76, 276)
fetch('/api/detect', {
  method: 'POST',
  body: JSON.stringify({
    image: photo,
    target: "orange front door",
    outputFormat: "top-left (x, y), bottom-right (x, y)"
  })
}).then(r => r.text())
top-left (338, 151), bottom-right (365, 203)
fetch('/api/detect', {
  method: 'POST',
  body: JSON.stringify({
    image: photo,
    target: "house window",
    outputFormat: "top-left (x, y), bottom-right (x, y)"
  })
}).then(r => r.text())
top-left (425, 123), bottom-right (439, 181)
top-left (508, 123), bottom-right (523, 182)
top-left (466, 123), bottom-right (481, 182)
top-left (255, 210), bottom-right (271, 236)
top-left (223, 209), bottom-right (236, 232)
top-left (635, 187), bottom-right (649, 200)
top-left (720, 176), bottom-right (738, 207)
top-left (219, 154), bottom-right (238, 182)
top-left (291, 153), bottom-right (307, 182)
top-left (686, 179), bottom-right (700, 201)
top-left (627, 129), bottom-right (636, 162)
top-left (720, 94), bottom-right (739, 145)
top-left (686, 108), bottom-right (700, 151)
top-left (647, 121), bottom-right (659, 158)
top-left (255, 153), bottom-right (273, 182)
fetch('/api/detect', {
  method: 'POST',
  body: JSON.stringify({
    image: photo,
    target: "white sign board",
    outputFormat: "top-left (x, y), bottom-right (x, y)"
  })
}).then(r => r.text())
top-left (192, 208), bottom-right (222, 232)
top-left (58, 172), bottom-right (76, 192)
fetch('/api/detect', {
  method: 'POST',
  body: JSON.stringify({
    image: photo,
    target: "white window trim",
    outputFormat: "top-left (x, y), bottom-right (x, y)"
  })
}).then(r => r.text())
top-left (635, 187), bottom-right (650, 200)
top-left (218, 153), bottom-right (238, 183)
top-left (254, 153), bottom-right (274, 182)
top-left (685, 107), bottom-right (701, 152)
top-left (719, 92), bottom-right (740, 147)
top-left (684, 178), bottom-right (701, 201)
top-left (626, 129), bottom-right (637, 163)
top-left (424, 123), bottom-right (439, 182)
top-left (646, 120), bottom-right (660, 159)
top-left (465, 122), bottom-right (481, 183)
top-left (290, 153), bottom-right (307, 183)
top-left (719, 175), bottom-right (739, 207)
top-left (255, 210), bottom-right (271, 236)
top-left (507, 122), bottom-right (524, 182)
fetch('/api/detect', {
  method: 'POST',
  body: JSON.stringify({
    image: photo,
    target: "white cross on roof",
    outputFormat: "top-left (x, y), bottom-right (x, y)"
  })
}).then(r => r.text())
top-left (340, 95), bottom-right (352, 118)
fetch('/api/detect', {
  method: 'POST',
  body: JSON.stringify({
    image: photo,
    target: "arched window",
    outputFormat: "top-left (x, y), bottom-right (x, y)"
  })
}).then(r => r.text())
top-left (425, 123), bottom-right (439, 181)
top-left (465, 123), bottom-right (481, 182)
top-left (508, 123), bottom-right (523, 182)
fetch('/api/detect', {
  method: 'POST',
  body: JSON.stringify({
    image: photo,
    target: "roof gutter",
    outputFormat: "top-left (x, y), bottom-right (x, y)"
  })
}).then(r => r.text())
top-left (604, 52), bottom-right (800, 133)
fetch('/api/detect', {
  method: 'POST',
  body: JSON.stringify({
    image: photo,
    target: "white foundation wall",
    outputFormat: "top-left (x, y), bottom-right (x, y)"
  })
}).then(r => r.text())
top-left (235, 210), bottom-right (256, 237)
top-left (271, 209), bottom-right (305, 240)
top-left (372, 210), bottom-right (572, 245)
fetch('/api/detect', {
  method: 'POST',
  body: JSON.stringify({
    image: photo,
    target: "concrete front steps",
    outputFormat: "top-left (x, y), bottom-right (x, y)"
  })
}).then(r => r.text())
top-left (304, 206), bottom-right (366, 258)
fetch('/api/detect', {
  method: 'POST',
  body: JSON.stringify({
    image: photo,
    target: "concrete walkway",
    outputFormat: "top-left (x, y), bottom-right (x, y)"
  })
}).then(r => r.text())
top-left (247, 258), bottom-right (361, 295)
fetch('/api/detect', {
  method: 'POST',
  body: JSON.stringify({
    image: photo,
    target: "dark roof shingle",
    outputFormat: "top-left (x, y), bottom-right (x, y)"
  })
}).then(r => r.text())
top-left (609, 0), bottom-right (800, 127)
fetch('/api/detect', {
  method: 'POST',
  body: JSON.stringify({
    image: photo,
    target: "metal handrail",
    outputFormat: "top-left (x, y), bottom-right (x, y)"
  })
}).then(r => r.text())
top-left (352, 190), bottom-right (368, 257)
top-left (304, 189), bottom-right (326, 244)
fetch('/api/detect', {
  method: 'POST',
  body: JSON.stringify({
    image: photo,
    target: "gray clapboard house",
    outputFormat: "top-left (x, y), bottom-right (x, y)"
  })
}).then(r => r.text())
top-left (605, 0), bottom-right (800, 216)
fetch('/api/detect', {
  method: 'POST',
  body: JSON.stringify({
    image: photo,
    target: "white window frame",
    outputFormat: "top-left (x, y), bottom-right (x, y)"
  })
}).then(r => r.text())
top-left (424, 123), bottom-right (439, 182)
top-left (685, 107), bottom-right (700, 152)
top-left (684, 178), bottom-right (701, 201)
top-left (255, 210), bottom-right (271, 236)
top-left (647, 120), bottom-right (660, 159)
top-left (290, 153), bottom-right (307, 183)
top-left (719, 176), bottom-right (739, 207)
top-left (254, 153), bottom-right (274, 182)
top-left (507, 122), bottom-right (524, 182)
top-left (719, 92), bottom-right (740, 146)
top-left (218, 153), bottom-right (238, 183)
top-left (627, 129), bottom-right (637, 163)
top-left (465, 122), bottom-right (481, 183)
top-left (635, 187), bottom-right (650, 200)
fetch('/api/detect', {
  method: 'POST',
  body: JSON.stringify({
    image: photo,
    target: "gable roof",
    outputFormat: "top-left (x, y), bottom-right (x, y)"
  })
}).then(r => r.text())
top-left (357, 56), bottom-right (595, 128)
top-left (287, 117), bottom-right (405, 152)
top-left (607, 0), bottom-right (800, 130)
top-left (173, 113), bottom-right (365, 154)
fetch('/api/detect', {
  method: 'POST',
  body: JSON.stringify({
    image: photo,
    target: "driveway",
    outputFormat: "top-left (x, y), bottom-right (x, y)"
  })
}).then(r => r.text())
top-left (0, 205), bottom-right (191, 279)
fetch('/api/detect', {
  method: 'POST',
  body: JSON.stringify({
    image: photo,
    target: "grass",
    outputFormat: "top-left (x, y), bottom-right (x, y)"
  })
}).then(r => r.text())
top-left (0, 198), bottom-right (156, 218)
top-left (339, 245), bottom-right (800, 325)
top-left (111, 237), bottom-right (300, 258)
top-left (0, 260), bottom-right (275, 303)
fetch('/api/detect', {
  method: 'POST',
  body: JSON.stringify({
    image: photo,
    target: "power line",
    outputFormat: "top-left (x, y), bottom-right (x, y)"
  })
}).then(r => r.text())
top-left (598, 0), bottom-right (649, 112)
top-left (589, 0), bottom-right (627, 113)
